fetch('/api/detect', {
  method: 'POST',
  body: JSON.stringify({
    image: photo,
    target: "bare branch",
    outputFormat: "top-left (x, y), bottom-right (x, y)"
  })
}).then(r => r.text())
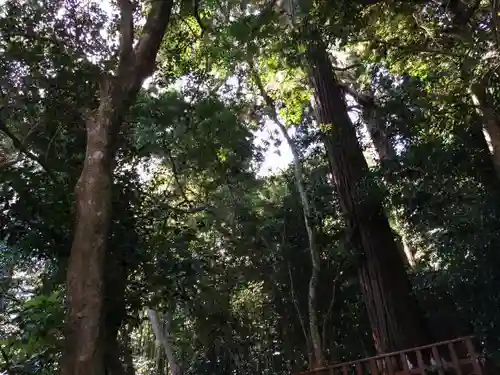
top-left (321, 262), bottom-right (342, 352)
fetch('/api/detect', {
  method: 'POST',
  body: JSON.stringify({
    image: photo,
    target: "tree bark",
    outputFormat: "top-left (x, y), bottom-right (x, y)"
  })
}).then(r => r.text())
top-left (306, 40), bottom-right (431, 354)
top-left (61, 2), bottom-right (174, 375)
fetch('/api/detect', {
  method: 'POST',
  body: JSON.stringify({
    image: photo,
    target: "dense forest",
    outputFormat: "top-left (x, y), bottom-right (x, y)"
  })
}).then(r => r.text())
top-left (1, 0), bottom-right (500, 373)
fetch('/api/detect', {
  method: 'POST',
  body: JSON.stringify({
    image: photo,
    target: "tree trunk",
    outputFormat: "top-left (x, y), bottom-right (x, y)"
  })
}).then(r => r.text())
top-left (462, 114), bottom-right (500, 192)
top-left (147, 308), bottom-right (182, 375)
top-left (342, 84), bottom-right (417, 267)
top-left (61, 2), bottom-right (174, 374)
top-left (249, 63), bottom-right (324, 367)
top-left (306, 40), bottom-right (431, 354)
top-left (361, 100), bottom-right (396, 162)
top-left (470, 82), bottom-right (500, 179)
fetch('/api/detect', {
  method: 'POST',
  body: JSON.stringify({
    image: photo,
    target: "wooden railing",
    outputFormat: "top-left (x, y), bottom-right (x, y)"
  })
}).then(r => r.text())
top-left (296, 337), bottom-right (485, 375)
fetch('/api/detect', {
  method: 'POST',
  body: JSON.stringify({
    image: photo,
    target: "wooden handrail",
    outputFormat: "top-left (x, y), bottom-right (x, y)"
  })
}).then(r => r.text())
top-left (296, 336), bottom-right (478, 375)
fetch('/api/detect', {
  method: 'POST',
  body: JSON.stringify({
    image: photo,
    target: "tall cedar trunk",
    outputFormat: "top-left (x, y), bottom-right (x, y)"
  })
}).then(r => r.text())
top-left (61, 2), bottom-right (174, 374)
top-left (306, 41), bottom-right (431, 354)
top-left (250, 64), bottom-right (323, 367)
top-left (470, 82), bottom-right (500, 179)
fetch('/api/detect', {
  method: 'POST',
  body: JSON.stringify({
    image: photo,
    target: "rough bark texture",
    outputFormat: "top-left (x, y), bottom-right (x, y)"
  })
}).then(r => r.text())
top-left (61, 1), bottom-right (174, 374)
top-left (306, 41), bottom-right (431, 354)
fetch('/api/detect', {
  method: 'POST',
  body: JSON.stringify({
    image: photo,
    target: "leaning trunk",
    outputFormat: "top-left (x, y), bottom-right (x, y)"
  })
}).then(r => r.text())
top-left (306, 40), bottom-right (431, 354)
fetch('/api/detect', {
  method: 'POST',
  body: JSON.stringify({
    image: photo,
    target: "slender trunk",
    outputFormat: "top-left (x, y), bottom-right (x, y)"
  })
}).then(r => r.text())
top-left (276, 120), bottom-right (323, 369)
top-left (61, 2), bottom-right (174, 374)
top-left (306, 40), bottom-right (431, 354)
top-left (250, 63), bottom-right (324, 367)
top-left (147, 308), bottom-right (182, 375)
top-left (470, 82), bottom-right (500, 179)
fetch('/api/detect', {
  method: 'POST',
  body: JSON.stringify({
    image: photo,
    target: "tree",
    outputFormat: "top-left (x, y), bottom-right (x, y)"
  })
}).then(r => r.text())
top-left (305, 35), bottom-right (431, 354)
top-left (62, 1), bottom-right (174, 374)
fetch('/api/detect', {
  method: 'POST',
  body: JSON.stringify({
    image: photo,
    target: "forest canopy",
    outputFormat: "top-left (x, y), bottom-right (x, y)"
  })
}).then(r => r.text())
top-left (1, 0), bottom-right (500, 374)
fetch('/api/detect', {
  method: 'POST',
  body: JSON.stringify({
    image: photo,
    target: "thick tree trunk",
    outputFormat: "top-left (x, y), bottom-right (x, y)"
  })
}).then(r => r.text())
top-left (306, 41), bottom-right (431, 354)
top-left (62, 104), bottom-right (116, 375)
top-left (342, 84), bottom-right (417, 267)
top-left (61, 2), bottom-right (174, 374)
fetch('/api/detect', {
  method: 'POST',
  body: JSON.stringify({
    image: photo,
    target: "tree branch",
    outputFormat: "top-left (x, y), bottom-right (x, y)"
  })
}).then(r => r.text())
top-left (0, 117), bottom-right (56, 181)
top-left (131, 0), bottom-right (174, 80)
top-left (117, 0), bottom-right (135, 67)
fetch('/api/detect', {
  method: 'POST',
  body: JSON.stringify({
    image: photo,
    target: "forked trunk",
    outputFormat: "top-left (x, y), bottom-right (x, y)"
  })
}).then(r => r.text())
top-left (61, 1), bottom-right (174, 373)
top-left (306, 40), bottom-right (431, 354)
